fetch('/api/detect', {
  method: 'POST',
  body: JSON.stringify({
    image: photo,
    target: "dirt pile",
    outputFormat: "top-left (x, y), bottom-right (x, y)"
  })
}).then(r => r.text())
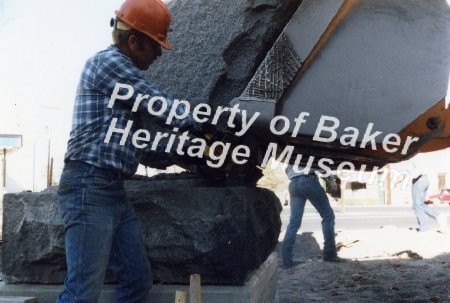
top-left (277, 227), bottom-right (450, 302)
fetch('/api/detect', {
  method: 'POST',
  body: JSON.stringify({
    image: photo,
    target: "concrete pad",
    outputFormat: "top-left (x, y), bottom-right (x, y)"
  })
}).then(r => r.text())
top-left (0, 252), bottom-right (278, 303)
top-left (0, 297), bottom-right (37, 303)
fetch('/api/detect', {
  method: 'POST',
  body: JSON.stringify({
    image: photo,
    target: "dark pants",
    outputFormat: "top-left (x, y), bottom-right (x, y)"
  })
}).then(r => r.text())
top-left (56, 161), bottom-right (151, 302)
top-left (282, 175), bottom-right (337, 264)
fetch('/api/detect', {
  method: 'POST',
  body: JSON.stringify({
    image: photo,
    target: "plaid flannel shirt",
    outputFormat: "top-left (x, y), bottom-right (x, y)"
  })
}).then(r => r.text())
top-left (64, 45), bottom-right (197, 176)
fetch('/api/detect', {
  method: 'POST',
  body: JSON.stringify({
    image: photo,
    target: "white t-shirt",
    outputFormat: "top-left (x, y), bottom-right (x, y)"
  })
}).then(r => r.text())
top-left (285, 164), bottom-right (315, 180)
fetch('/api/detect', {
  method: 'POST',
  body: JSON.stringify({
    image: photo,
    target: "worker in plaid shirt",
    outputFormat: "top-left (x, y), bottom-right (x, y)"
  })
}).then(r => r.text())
top-left (57, 0), bottom-right (197, 301)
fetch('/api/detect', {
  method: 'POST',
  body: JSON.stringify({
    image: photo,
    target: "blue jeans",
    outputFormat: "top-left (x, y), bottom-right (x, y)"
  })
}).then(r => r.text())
top-left (56, 161), bottom-right (151, 303)
top-left (282, 175), bottom-right (336, 263)
top-left (411, 175), bottom-right (439, 231)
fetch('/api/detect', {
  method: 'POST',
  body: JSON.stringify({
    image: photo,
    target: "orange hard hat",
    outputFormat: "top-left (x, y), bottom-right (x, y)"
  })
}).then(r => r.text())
top-left (115, 0), bottom-right (172, 50)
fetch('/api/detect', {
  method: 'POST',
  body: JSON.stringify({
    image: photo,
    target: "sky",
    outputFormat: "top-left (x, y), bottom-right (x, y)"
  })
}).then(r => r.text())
top-left (0, 0), bottom-right (123, 146)
top-left (0, 0), bottom-right (125, 190)
top-left (0, 0), bottom-right (180, 191)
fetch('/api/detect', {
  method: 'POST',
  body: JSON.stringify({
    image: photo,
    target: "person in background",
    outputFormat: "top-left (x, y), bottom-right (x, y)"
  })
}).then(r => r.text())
top-left (56, 0), bottom-right (199, 301)
top-left (281, 164), bottom-right (346, 268)
top-left (410, 164), bottom-right (447, 232)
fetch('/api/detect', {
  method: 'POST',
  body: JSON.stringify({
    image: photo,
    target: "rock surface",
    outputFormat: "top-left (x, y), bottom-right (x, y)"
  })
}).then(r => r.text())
top-left (143, 0), bottom-right (303, 109)
top-left (1, 174), bottom-right (282, 285)
top-left (138, 0), bottom-right (303, 181)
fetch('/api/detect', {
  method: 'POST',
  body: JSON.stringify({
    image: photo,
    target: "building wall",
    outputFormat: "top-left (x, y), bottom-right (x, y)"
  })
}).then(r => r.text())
top-left (338, 149), bottom-right (450, 206)
top-left (388, 149), bottom-right (450, 206)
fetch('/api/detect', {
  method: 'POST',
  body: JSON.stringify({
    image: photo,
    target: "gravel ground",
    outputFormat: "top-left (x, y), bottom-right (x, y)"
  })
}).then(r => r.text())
top-left (276, 226), bottom-right (450, 303)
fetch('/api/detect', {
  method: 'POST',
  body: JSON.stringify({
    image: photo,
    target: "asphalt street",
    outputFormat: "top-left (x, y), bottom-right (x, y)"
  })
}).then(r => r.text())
top-left (280, 204), bottom-right (450, 232)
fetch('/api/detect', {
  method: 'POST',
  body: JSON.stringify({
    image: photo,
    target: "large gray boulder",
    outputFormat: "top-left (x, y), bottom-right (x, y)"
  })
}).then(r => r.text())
top-left (144, 0), bottom-right (303, 108)
top-left (139, 0), bottom-right (303, 181)
top-left (1, 174), bottom-right (282, 285)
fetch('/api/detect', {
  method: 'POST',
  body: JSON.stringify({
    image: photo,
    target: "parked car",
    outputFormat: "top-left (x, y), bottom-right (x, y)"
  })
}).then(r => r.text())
top-left (427, 189), bottom-right (450, 204)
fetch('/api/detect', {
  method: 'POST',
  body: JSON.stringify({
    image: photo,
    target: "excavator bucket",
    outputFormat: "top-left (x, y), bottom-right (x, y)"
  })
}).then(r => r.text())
top-left (232, 0), bottom-right (450, 169)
